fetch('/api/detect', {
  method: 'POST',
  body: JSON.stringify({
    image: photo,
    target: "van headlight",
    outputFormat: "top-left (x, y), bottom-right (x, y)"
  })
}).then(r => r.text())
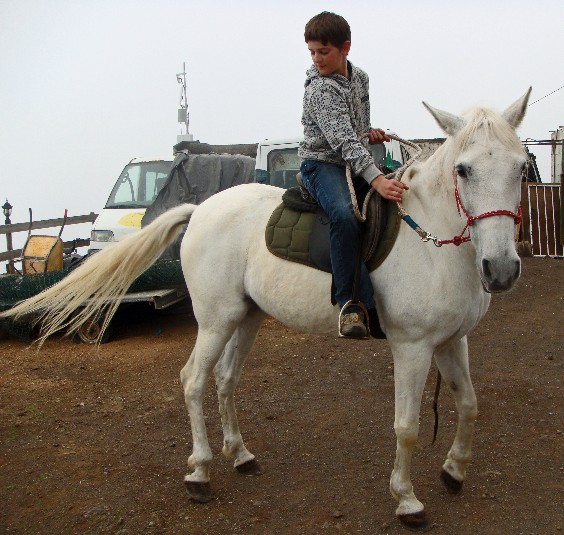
top-left (91, 230), bottom-right (115, 242)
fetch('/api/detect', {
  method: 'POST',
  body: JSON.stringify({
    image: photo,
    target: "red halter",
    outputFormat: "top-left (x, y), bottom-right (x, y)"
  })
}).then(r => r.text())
top-left (437, 171), bottom-right (523, 246)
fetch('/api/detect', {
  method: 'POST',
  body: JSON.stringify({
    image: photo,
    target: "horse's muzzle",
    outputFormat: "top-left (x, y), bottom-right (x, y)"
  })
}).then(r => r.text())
top-left (481, 257), bottom-right (521, 293)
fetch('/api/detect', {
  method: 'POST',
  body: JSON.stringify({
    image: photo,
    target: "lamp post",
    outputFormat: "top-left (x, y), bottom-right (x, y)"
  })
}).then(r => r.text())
top-left (2, 199), bottom-right (14, 274)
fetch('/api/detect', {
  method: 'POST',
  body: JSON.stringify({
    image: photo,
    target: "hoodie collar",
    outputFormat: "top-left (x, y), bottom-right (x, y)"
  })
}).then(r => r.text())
top-left (305, 60), bottom-right (353, 87)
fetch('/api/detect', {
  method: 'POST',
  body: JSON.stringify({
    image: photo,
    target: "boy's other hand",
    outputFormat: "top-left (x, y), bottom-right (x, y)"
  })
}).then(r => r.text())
top-left (370, 175), bottom-right (409, 202)
top-left (369, 128), bottom-right (391, 144)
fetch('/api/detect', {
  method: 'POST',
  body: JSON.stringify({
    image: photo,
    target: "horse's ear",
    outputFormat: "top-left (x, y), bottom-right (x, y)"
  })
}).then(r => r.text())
top-left (422, 102), bottom-right (466, 136)
top-left (501, 87), bottom-right (532, 128)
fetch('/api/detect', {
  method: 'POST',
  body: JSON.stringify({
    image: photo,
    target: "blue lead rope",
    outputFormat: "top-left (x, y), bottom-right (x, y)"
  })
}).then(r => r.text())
top-left (397, 205), bottom-right (441, 245)
top-left (402, 213), bottom-right (421, 232)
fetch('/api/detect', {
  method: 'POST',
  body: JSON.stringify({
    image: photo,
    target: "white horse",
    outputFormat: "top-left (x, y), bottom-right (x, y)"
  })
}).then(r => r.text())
top-left (2, 89), bottom-right (531, 529)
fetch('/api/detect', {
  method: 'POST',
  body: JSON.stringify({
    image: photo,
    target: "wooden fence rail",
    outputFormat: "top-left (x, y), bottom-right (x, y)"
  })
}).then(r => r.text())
top-left (0, 212), bottom-right (98, 235)
top-left (0, 213), bottom-right (98, 264)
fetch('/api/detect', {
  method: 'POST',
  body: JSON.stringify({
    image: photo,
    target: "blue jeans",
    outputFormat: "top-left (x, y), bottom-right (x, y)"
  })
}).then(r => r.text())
top-left (299, 159), bottom-right (375, 310)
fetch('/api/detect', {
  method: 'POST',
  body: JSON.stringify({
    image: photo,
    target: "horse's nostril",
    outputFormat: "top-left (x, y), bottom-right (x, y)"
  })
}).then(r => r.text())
top-left (513, 260), bottom-right (521, 280)
top-left (482, 259), bottom-right (492, 280)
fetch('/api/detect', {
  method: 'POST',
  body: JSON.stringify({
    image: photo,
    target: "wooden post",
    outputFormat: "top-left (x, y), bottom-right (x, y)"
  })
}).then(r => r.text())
top-left (0, 212), bottom-right (98, 269)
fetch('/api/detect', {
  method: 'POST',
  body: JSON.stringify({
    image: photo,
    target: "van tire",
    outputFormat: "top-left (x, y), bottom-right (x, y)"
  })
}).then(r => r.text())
top-left (72, 316), bottom-right (112, 344)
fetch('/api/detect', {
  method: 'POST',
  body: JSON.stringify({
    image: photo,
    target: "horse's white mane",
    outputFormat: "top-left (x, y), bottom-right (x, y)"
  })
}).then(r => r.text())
top-left (456, 106), bottom-right (525, 154)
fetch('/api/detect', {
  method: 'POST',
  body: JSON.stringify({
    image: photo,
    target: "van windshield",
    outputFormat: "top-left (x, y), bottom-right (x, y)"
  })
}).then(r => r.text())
top-left (105, 161), bottom-right (173, 208)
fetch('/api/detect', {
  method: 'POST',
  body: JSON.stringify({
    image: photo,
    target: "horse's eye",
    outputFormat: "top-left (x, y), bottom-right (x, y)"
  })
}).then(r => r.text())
top-left (456, 164), bottom-right (468, 178)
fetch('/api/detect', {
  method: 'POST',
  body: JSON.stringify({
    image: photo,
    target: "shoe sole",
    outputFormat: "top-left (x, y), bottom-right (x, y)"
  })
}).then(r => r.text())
top-left (339, 325), bottom-right (369, 339)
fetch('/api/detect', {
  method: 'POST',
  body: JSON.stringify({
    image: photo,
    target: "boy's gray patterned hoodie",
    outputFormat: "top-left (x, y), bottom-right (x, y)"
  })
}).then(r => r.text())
top-left (298, 61), bottom-right (381, 184)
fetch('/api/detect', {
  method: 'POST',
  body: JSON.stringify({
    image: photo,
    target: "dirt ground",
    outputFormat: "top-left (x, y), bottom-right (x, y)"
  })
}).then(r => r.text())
top-left (0, 257), bottom-right (562, 535)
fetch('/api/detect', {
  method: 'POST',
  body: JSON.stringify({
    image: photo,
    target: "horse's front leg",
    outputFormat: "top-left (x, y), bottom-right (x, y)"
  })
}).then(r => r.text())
top-left (434, 336), bottom-right (477, 492)
top-left (389, 341), bottom-right (433, 529)
top-left (214, 308), bottom-right (265, 476)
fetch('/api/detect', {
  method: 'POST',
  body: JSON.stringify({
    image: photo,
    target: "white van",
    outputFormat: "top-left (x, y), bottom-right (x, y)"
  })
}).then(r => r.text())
top-left (90, 136), bottom-right (404, 252)
top-left (255, 134), bottom-right (407, 188)
top-left (89, 157), bottom-right (173, 253)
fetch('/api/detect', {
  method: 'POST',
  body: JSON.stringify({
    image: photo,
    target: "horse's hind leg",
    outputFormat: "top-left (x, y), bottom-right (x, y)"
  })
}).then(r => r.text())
top-left (214, 306), bottom-right (265, 475)
top-left (434, 336), bottom-right (477, 493)
top-left (180, 324), bottom-right (240, 502)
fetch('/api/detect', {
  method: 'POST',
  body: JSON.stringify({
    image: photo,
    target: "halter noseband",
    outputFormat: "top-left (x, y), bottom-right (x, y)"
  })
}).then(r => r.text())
top-left (398, 169), bottom-right (522, 247)
top-left (442, 170), bottom-right (522, 246)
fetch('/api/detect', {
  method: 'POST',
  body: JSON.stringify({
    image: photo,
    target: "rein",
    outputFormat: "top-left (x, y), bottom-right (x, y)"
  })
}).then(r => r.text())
top-left (345, 134), bottom-right (422, 223)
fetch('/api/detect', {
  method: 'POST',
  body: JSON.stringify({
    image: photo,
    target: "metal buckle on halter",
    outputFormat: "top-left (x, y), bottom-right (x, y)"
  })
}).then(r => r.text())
top-left (421, 233), bottom-right (442, 247)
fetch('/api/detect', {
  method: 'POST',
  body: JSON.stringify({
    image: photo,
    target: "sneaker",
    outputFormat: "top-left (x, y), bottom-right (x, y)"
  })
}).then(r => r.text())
top-left (339, 307), bottom-right (369, 339)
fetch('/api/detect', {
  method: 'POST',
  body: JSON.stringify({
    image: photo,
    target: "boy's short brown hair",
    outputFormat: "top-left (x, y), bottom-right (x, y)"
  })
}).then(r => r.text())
top-left (304, 11), bottom-right (351, 48)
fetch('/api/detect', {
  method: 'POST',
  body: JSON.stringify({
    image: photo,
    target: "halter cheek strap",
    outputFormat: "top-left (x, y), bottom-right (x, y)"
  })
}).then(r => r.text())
top-left (443, 170), bottom-right (522, 246)
top-left (398, 169), bottom-right (522, 247)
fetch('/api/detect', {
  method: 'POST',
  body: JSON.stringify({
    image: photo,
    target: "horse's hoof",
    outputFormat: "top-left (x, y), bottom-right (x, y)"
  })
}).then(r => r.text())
top-left (440, 469), bottom-right (463, 494)
top-left (398, 510), bottom-right (432, 531)
top-left (184, 480), bottom-right (212, 503)
top-left (236, 458), bottom-right (263, 476)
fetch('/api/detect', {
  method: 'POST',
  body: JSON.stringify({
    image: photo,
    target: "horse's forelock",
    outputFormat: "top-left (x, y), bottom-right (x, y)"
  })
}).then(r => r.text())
top-left (455, 107), bottom-right (525, 155)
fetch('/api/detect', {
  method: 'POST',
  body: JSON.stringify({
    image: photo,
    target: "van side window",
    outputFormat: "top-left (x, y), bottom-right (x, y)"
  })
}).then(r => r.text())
top-left (257, 138), bottom-right (404, 190)
top-left (370, 144), bottom-right (386, 166)
top-left (267, 149), bottom-right (302, 188)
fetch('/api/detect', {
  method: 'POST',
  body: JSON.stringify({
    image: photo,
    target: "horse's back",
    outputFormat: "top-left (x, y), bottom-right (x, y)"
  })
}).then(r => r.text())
top-left (189, 183), bottom-right (282, 227)
top-left (180, 182), bottom-right (283, 291)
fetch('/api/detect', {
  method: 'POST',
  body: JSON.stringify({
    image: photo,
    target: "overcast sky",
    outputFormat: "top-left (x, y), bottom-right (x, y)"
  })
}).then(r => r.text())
top-left (0, 0), bottom-right (562, 257)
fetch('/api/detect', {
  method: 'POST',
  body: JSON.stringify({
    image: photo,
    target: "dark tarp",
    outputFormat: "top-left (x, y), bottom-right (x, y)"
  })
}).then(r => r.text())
top-left (141, 150), bottom-right (256, 260)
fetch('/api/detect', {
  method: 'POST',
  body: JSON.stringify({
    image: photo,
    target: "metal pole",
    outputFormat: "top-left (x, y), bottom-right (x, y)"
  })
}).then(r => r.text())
top-left (549, 186), bottom-right (556, 256)
top-left (542, 186), bottom-right (549, 256)
top-left (183, 61), bottom-right (189, 135)
top-left (176, 62), bottom-right (189, 136)
top-left (5, 213), bottom-right (14, 274)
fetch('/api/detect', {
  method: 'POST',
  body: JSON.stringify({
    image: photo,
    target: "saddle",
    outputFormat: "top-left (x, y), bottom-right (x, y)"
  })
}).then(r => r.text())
top-left (265, 179), bottom-right (400, 276)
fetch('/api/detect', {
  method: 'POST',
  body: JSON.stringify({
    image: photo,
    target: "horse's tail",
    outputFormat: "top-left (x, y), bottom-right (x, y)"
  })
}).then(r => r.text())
top-left (0, 203), bottom-right (197, 345)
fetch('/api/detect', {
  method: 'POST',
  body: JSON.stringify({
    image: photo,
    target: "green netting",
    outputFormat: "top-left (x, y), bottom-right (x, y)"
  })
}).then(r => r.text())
top-left (0, 259), bottom-right (186, 342)
top-left (0, 259), bottom-right (185, 307)
top-left (0, 269), bottom-right (70, 307)
top-left (128, 260), bottom-right (185, 292)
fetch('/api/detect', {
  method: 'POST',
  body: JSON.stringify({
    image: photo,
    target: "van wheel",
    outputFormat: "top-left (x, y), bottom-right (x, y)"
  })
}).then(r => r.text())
top-left (72, 317), bottom-right (112, 344)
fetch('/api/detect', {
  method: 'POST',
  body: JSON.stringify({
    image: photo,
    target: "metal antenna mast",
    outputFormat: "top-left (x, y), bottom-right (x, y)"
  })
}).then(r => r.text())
top-left (176, 61), bottom-right (193, 143)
